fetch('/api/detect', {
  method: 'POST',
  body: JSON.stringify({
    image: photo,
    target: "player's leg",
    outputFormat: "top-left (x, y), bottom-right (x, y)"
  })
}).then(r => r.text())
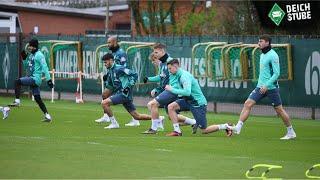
top-left (268, 88), bottom-right (296, 140)
top-left (231, 87), bottom-right (263, 134)
top-left (166, 99), bottom-right (193, 136)
top-left (126, 102), bottom-right (152, 121)
top-left (0, 106), bottom-right (10, 120)
top-left (12, 77), bottom-right (29, 106)
top-left (101, 94), bottom-right (122, 129)
top-left (95, 88), bottom-right (112, 123)
top-left (32, 86), bottom-right (52, 122)
top-left (177, 114), bottom-right (196, 126)
top-left (144, 90), bottom-right (177, 133)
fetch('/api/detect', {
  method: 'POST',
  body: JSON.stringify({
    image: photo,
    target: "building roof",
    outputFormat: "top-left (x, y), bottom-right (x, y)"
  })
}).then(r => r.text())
top-left (0, 0), bottom-right (128, 19)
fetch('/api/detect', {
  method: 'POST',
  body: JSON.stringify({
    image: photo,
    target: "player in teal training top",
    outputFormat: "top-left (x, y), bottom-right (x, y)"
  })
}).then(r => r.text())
top-left (164, 59), bottom-right (232, 136)
top-left (100, 53), bottom-right (152, 129)
top-left (229, 34), bottom-right (296, 140)
top-left (95, 36), bottom-right (140, 127)
top-left (11, 38), bottom-right (54, 122)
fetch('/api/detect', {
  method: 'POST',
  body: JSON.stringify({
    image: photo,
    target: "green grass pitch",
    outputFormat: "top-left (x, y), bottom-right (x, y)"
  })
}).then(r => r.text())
top-left (0, 96), bottom-right (319, 179)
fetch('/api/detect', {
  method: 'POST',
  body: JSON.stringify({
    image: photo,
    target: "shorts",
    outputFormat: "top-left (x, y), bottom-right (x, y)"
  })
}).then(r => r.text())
top-left (151, 87), bottom-right (164, 98)
top-left (20, 77), bottom-right (40, 95)
top-left (248, 87), bottom-right (282, 107)
top-left (175, 99), bottom-right (207, 129)
top-left (110, 93), bottom-right (136, 113)
top-left (155, 90), bottom-right (178, 107)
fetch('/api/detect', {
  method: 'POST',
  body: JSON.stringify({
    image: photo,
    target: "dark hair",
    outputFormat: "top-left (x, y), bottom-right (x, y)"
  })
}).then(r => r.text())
top-left (153, 43), bottom-right (166, 50)
top-left (259, 34), bottom-right (272, 44)
top-left (167, 59), bottom-right (179, 66)
top-left (101, 53), bottom-right (114, 61)
top-left (28, 38), bottom-right (39, 48)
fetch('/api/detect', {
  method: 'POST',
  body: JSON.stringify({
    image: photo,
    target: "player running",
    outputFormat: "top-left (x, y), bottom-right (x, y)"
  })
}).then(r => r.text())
top-left (228, 35), bottom-right (296, 140)
top-left (10, 38), bottom-right (54, 122)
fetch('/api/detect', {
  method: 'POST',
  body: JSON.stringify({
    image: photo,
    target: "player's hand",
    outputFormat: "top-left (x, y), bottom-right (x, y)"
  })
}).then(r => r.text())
top-left (143, 77), bottom-right (148, 84)
top-left (122, 87), bottom-right (130, 95)
top-left (20, 50), bottom-right (27, 60)
top-left (103, 74), bottom-right (108, 81)
top-left (47, 79), bottom-right (54, 89)
top-left (150, 89), bottom-right (157, 98)
top-left (165, 85), bottom-right (172, 91)
top-left (259, 86), bottom-right (267, 94)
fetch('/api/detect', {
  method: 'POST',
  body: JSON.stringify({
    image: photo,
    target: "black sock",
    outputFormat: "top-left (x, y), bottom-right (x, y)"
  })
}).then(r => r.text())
top-left (14, 79), bottom-right (21, 99)
top-left (34, 95), bottom-right (48, 114)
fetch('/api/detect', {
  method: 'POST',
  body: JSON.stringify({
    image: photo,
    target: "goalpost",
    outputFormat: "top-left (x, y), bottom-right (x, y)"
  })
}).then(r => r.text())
top-left (37, 40), bottom-right (84, 103)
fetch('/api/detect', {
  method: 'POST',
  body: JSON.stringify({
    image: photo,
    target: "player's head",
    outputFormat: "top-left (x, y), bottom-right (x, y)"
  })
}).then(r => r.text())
top-left (167, 59), bottom-right (180, 74)
top-left (28, 38), bottom-right (39, 54)
top-left (102, 53), bottom-right (114, 68)
top-left (153, 43), bottom-right (166, 59)
top-left (258, 34), bottom-right (271, 49)
top-left (107, 36), bottom-right (119, 52)
top-left (149, 52), bottom-right (160, 66)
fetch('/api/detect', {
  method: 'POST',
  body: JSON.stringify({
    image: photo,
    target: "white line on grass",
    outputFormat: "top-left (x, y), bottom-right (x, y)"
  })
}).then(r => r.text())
top-left (155, 148), bottom-right (172, 152)
top-left (150, 176), bottom-right (193, 179)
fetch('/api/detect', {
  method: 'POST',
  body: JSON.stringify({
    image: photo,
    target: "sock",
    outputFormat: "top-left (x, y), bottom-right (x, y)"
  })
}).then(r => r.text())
top-left (103, 113), bottom-right (109, 119)
top-left (157, 120), bottom-right (163, 128)
top-left (236, 120), bottom-right (244, 130)
top-left (34, 95), bottom-right (48, 114)
top-left (0, 106), bottom-right (3, 112)
top-left (218, 123), bottom-right (228, 130)
top-left (184, 117), bottom-right (196, 125)
top-left (132, 118), bottom-right (139, 122)
top-left (15, 99), bottom-right (20, 103)
top-left (151, 119), bottom-right (159, 130)
top-left (173, 123), bottom-right (181, 133)
top-left (109, 116), bottom-right (118, 124)
top-left (287, 125), bottom-right (294, 134)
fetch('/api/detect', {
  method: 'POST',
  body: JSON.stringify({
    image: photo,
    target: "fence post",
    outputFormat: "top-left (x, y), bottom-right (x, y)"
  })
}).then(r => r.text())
top-left (18, 33), bottom-right (23, 78)
top-left (214, 102), bottom-right (217, 114)
top-left (311, 107), bottom-right (315, 120)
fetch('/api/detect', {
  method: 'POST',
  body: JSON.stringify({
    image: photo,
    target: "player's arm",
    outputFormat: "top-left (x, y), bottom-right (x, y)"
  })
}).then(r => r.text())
top-left (144, 66), bottom-right (161, 83)
top-left (20, 50), bottom-right (29, 69)
top-left (265, 54), bottom-right (280, 88)
top-left (38, 54), bottom-right (51, 81)
top-left (147, 75), bottom-right (161, 82)
top-left (119, 51), bottom-right (127, 66)
top-left (169, 74), bottom-right (192, 96)
top-left (116, 67), bottom-right (138, 87)
top-left (37, 54), bottom-right (54, 88)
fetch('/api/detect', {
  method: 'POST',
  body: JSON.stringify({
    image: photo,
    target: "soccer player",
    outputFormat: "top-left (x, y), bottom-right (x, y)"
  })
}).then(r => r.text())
top-left (144, 52), bottom-right (195, 131)
top-left (142, 43), bottom-right (179, 134)
top-left (95, 36), bottom-right (140, 127)
top-left (11, 38), bottom-right (54, 122)
top-left (0, 106), bottom-right (10, 119)
top-left (229, 35), bottom-right (296, 140)
top-left (164, 59), bottom-right (232, 136)
top-left (100, 53), bottom-right (152, 129)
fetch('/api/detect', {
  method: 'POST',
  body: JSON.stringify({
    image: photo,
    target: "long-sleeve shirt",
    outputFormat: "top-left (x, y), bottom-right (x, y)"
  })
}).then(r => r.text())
top-left (147, 54), bottom-right (172, 91)
top-left (23, 50), bottom-right (51, 86)
top-left (169, 68), bottom-right (207, 107)
top-left (105, 63), bottom-right (138, 98)
top-left (257, 49), bottom-right (280, 90)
